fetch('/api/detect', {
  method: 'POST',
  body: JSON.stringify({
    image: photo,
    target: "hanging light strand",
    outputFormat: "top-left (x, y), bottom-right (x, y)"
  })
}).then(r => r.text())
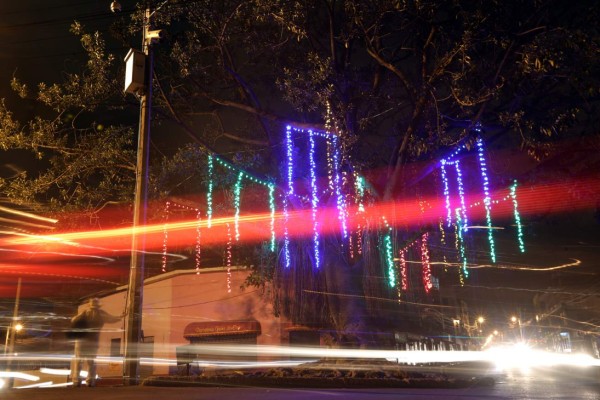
top-left (510, 180), bottom-right (525, 253)
top-left (268, 184), bottom-right (276, 252)
top-left (476, 137), bottom-right (496, 263)
top-left (382, 217), bottom-right (396, 288)
top-left (162, 201), bottom-right (170, 273)
top-left (455, 208), bottom-right (469, 280)
top-left (421, 233), bottom-right (432, 293)
top-left (399, 249), bottom-right (408, 291)
top-left (454, 160), bottom-right (468, 230)
top-left (207, 154), bottom-right (214, 228)
top-left (195, 210), bottom-right (202, 274)
top-left (331, 134), bottom-right (347, 239)
top-left (440, 160), bottom-right (452, 227)
top-left (226, 223), bottom-right (232, 293)
top-left (233, 172), bottom-right (243, 241)
top-left (309, 130), bottom-right (321, 269)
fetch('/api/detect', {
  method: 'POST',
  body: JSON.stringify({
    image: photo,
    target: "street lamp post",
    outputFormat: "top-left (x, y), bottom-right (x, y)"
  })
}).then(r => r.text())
top-left (121, 3), bottom-right (163, 385)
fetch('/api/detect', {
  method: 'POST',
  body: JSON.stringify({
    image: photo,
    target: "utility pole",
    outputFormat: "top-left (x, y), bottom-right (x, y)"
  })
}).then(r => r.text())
top-left (122, 5), bottom-right (162, 385)
top-left (4, 277), bottom-right (22, 389)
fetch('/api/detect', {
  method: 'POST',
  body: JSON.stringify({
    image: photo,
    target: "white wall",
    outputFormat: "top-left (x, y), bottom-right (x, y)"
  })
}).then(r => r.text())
top-left (82, 268), bottom-right (283, 377)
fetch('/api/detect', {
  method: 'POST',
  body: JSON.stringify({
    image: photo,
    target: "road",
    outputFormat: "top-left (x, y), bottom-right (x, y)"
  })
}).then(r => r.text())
top-left (3, 371), bottom-right (600, 399)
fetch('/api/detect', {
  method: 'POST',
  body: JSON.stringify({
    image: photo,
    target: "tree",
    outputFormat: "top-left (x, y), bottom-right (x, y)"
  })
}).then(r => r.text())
top-left (0, 0), bottom-right (598, 344)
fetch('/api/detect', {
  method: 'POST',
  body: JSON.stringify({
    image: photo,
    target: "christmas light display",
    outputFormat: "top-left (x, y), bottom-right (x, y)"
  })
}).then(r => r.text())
top-left (162, 201), bottom-right (170, 273)
top-left (226, 222), bottom-right (232, 293)
top-left (382, 217), bottom-right (396, 288)
top-left (326, 139), bottom-right (334, 191)
top-left (454, 160), bottom-right (468, 230)
top-left (438, 219), bottom-right (448, 271)
top-left (399, 249), bottom-right (408, 291)
top-left (331, 134), bottom-right (347, 239)
top-left (207, 154), bottom-right (276, 249)
top-left (283, 125), bottom-right (294, 268)
top-left (510, 180), bottom-right (525, 253)
top-left (269, 185), bottom-right (276, 252)
top-left (162, 201), bottom-right (202, 273)
top-left (195, 210), bottom-right (202, 274)
top-left (455, 208), bottom-right (469, 280)
top-left (440, 160), bottom-right (452, 227)
top-left (207, 154), bottom-right (214, 228)
top-left (421, 233), bottom-right (432, 293)
top-left (283, 125), bottom-right (350, 268)
top-left (476, 137), bottom-right (496, 263)
top-left (309, 130), bottom-right (321, 268)
top-left (233, 172), bottom-right (243, 241)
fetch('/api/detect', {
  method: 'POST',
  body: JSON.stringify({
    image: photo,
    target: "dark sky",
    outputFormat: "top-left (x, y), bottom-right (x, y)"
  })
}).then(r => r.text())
top-left (0, 1), bottom-right (123, 103)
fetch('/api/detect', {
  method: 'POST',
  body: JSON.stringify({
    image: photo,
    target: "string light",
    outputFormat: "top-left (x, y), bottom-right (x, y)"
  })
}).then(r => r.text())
top-left (207, 153), bottom-right (276, 250)
top-left (440, 160), bottom-right (452, 227)
top-left (226, 222), bottom-right (232, 293)
top-left (309, 130), bottom-right (321, 268)
top-left (455, 208), bottom-right (469, 280)
top-left (331, 134), bottom-right (347, 239)
top-left (162, 201), bottom-right (201, 274)
top-left (162, 201), bottom-right (170, 273)
top-left (233, 172), bottom-right (243, 241)
top-left (207, 154), bottom-right (214, 228)
top-left (286, 125), bottom-right (295, 196)
top-left (399, 249), bottom-right (408, 291)
top-left (195, 210), bottom-right (202, 274)
top-left (382, 217), bottom-right (396, 288)
top-left (439, 219), bottom-right (448, 272)
top-left (421, 233), bottom-right (432, 293)
top-left (476, 137), bottom-right (496, 263)
top-left (283, 126), bottom-right (294, 268)
top-left (356, 223), bottom-right (363, 255)
top-left (269, 184), bottom-right (276, 252)
top-left (454, 160), bottom-right (468, 230)
top-left (326, 139), bottom-right (334, 190)
top-left (510, 180), bottom-right (525, 253)
top-left (354, 175), bottom-right (366, 257)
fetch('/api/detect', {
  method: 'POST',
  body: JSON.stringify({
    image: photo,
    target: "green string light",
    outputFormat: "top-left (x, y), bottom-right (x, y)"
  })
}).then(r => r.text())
top-left (455, 208), bottom-right (469, 280)
top-left (382, 217), bottom-right (396, 288)
top-left (510, 180), bottom-right (525, 253)
top-left (269, 184), bottom-right (276, 252)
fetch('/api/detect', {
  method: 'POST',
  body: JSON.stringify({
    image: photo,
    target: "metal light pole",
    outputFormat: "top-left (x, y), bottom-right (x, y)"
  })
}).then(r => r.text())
top-left (122, 5), bottom-right (161, 385)
top-left (4, 277), bottom-right (22, 389)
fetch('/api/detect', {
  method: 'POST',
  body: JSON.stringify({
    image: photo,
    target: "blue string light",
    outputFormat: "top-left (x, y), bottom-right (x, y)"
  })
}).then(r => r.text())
top-left (309, 130), bottom-right (321, 269)
top-left (476, 137), bottom-right (496, 263)
top-left (207, 154), bottom-right (214, 228)
top-left (283, 126), bottom-right (294, 268)
top-left (454, 160), bottom-right (468, 231)
top-left (440, 159), bottom-right (452, 227)
top-left (233, 172), bottom-right (243, 241)
top-left (510, 180), bottom-right (525, 253)
top-left (331, 135), bottom-right (347, 238)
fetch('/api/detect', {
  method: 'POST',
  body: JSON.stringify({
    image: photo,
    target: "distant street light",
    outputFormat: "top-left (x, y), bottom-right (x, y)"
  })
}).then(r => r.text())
top-left (14, 323), bottom-right (23, 333)
top-left (510, 315), bottom-right (524, 341)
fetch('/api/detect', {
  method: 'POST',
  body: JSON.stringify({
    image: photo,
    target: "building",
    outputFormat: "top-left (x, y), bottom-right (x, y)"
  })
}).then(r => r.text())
top-left (76, 267), bottom-right (287, 378)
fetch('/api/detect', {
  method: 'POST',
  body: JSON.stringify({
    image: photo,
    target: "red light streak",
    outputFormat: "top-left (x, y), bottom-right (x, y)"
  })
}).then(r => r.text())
top-left (0, 176), bottom-right (596, 258)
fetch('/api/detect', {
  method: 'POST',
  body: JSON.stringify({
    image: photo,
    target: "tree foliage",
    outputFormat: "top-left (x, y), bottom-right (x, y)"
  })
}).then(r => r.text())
top-left (0, 0), bottom-right (597, 337)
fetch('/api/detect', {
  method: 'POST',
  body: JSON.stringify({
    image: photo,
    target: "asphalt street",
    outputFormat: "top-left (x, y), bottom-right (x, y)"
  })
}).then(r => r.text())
top-left (3, 373), bottom-right (600, 400)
